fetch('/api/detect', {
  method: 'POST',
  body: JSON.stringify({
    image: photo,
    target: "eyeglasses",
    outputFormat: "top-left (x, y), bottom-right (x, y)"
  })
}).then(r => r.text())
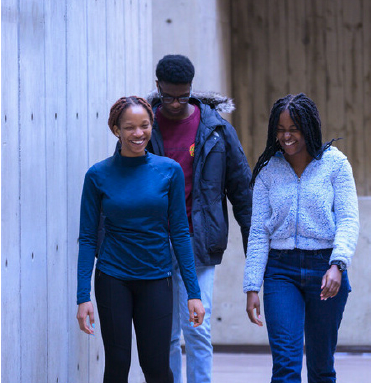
top-left (158, 85), bottom-right (192, 104)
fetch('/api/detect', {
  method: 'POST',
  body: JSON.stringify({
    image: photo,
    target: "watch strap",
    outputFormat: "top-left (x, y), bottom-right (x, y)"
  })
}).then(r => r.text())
top-left (331, 260), bottom-right (347, 272)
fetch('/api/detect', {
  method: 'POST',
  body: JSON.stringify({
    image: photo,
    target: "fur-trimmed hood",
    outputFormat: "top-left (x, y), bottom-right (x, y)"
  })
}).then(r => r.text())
top-left (147, 89), bottom-right (235, 114)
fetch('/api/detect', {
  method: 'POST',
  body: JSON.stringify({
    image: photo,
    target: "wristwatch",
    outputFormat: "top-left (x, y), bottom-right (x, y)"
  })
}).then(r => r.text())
top-left (330, 260), bottom-right (347, 272)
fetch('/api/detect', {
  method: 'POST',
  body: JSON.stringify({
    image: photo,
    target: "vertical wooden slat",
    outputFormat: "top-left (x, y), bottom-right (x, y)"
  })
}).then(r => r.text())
top-left (44, 0), bottom-right (68, 382)
top-left (305, 0), bottom-right (327, 125)
top-left (267, 0), bottom-right (289, 102)
top-left (324, 0), bottom-right (345, 144)
top-left (363, 0), bottom-right (371, 195)
top-left (250, 0), bottom-right (270, 164)
top-left (66, 0), bottom-right (90, 381)
top-left (19, 0), bottom-right (48, 380)
top-left (231, 0), bottom-right (253, 160)
top-left (342, 0), bottom-right (364, 194)
top-left (1, 0), bottom-right (21, 380)
top-left (215, 0), bottom-right (232, 99)
top-left (287, 0), bottom-right (307, 94)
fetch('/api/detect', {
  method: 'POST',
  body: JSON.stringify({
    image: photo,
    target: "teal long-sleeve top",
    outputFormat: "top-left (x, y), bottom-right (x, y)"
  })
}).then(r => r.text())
top-left (77, 150), bottom-right (201, 304)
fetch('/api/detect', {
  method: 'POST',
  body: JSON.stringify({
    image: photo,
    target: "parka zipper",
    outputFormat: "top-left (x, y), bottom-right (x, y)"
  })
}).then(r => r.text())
top-left (280, 153), bottom-right (314, 249)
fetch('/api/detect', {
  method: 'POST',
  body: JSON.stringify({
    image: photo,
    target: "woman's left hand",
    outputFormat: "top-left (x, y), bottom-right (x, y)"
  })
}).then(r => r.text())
top-left (188, 299), bottom-right (205, 327)
top-left (320, 265), bottom-right (342, 300)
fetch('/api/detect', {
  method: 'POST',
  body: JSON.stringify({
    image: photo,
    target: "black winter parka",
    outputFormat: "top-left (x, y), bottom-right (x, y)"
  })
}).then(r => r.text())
top-left (147, 96), bottom-right (253, 266)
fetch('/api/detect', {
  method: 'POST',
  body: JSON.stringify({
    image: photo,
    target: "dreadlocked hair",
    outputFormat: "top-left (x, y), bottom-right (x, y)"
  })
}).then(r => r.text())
top-left (108, 96), bottom-right (154, 135)
top-left (250, 93), bottom-right (337, 188)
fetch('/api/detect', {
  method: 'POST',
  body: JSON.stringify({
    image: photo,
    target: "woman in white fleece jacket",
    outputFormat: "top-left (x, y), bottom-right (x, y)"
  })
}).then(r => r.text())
top-left (244, 93), bottom-right (359, 383)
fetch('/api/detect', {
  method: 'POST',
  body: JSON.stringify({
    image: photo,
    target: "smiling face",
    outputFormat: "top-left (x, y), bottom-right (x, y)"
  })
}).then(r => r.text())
top-left (276, 109), bottom-right (309, 161)
top-left (113, 105), bottom-right (152, 157)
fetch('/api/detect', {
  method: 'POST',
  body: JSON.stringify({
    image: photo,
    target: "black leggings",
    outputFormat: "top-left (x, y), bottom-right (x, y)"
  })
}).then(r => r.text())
top-left (95, 270), bottom-right (174, 383)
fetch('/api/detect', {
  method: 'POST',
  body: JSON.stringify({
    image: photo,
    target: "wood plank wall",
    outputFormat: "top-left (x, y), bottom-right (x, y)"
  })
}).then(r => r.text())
top-left (1, 1), bottom-right (152, 382)
top-left (231, 0), bottom-right (371, 195)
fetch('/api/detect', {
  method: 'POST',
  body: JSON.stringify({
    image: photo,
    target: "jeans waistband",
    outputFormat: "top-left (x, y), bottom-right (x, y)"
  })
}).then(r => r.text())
top-left (270, 248), bottom-right (333, 255)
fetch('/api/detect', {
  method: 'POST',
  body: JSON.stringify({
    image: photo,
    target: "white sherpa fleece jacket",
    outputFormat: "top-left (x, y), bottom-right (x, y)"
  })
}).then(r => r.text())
top-left (243, 146), bottom-right (359, 292)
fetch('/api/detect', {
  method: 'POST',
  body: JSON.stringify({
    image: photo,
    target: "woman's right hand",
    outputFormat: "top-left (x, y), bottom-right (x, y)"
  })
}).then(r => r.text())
top-left (77, 301), bottom-right (95, 335)
top-left (246, 291), bottom-right (263, 327)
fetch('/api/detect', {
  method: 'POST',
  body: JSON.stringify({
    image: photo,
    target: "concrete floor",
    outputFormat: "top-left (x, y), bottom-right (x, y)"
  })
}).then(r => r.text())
top-left (182, 352), bottom-right (371, 382)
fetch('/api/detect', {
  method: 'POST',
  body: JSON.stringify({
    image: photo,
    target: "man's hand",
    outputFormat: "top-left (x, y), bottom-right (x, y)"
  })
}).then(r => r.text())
top-left (188, 299), bottom-right (205, 327)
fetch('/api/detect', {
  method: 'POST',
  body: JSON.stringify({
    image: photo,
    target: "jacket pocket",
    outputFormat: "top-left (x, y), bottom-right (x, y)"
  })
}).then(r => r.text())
top-left (201, 140), bottom-right (226, 183)
top-left (204, 202), bottom-right (228, 253)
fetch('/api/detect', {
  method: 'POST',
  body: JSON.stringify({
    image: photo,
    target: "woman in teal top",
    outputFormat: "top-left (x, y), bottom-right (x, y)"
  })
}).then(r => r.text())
top-left (76, 96), bottom-right (204, 383)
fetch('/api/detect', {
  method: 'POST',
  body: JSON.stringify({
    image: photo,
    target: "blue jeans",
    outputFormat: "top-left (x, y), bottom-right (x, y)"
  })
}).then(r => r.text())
top-left (263, 248), bottom-right (350, 383)
top-left (170, 237), bottom-right (215, 383)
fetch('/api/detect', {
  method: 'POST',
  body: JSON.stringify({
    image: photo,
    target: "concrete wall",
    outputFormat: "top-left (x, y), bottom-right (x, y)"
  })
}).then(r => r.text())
top-left (1, 1), bottom-right (152, 382)
top-left (152, 0), bottom-right (232, 104)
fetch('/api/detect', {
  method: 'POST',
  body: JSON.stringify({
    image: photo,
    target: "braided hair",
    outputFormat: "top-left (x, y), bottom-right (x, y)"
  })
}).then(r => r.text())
top-left (250, 93), bottom-right (336, 188)
top-left (108, 96), bottom-right (154, 135)
top-left (156, 54), bottom-right (195, 84)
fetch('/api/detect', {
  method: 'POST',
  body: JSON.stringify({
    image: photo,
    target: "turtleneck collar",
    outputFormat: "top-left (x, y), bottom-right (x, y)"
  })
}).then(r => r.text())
top-left (114, 149), bottom-right (150, 167)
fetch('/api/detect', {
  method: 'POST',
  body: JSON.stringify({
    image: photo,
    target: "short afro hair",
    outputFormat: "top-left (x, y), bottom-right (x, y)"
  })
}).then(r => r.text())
top-left (156, 54), bottom-right (195, 84)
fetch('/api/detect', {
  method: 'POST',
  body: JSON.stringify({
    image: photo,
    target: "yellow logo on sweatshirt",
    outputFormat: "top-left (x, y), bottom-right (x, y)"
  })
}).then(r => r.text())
top-left (189, 143), bottom-right (195, 157)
